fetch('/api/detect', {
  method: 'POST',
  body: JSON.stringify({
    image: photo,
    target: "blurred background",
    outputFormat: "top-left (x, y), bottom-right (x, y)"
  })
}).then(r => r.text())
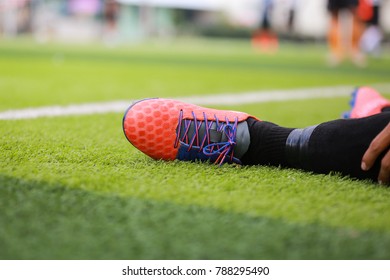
top-left (1, 1), bottom-right (390, 261)
top-left (1, 0), bottom-right (389, 46)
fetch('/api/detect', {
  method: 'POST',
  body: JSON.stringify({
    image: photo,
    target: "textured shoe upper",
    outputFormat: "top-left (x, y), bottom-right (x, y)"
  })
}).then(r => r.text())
top-left (345, 87), bottom-right (390, 119)
top-left (123, 98), bottom-right (254, 164)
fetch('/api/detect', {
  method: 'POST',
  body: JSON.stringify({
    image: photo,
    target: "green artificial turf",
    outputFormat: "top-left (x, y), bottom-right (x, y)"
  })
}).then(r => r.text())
top-left (0, 38), bottom-right (389, 110)
top-left (1, 38), bottom-right (390, 259)
top-left (2, 175), bottom-right (390, 260)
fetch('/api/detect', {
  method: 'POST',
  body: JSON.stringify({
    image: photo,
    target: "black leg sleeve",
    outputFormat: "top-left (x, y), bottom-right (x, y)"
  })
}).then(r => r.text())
top-left (242, 113), bottom-right (390, 181)
top-left (297, 112), bottom-right (390, 180)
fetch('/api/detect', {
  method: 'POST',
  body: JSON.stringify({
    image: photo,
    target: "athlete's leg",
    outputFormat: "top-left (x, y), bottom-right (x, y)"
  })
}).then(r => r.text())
top-left (241, 113), bottom-right (390, 180)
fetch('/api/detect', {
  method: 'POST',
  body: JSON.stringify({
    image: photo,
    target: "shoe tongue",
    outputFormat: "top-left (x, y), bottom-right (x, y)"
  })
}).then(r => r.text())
top-left (209, 129), bottom-right (223, 143)
top-left (178, 119), bottom-right (250, 159)
top-left (179, 121), bottom-right (222, 144)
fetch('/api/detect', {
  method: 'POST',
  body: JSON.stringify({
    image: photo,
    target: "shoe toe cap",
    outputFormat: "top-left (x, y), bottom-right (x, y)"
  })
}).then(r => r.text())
top-left (123, 98), bottom-right (179, 160)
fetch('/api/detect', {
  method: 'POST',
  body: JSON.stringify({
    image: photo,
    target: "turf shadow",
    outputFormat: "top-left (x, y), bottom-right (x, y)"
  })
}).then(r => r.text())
top-left (1, 174), bottom-right (390, 260)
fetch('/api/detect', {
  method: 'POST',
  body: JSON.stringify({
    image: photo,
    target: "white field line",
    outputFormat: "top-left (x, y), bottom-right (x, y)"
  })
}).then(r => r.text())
top-left (1, 83), bottom-right (390, 120)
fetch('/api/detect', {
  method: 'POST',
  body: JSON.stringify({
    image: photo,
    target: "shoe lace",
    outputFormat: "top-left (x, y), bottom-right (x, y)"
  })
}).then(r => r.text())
top-left (174, 110), bottom-right (240, 165)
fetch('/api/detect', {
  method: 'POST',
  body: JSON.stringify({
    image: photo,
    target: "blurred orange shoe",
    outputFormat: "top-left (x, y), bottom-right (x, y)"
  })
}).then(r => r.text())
top-left (123, 98), bottom-right (255, 164)
top-left (343, 87), bottom-right (390, 119)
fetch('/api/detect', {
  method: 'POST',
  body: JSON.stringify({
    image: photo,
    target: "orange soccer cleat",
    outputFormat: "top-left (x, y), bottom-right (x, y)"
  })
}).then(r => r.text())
top-left (123, 98), bottom-right (256, 164)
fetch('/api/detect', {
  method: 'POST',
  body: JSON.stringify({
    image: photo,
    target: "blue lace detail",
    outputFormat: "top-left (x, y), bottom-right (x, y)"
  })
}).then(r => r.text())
top-left (174, 110), bottom-right (240, 165)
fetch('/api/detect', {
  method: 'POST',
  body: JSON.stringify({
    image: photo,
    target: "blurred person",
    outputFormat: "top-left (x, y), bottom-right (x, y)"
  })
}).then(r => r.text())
top-left (252, 0), bottom-right (278, 53)
top-left (287, 0), bottom-right (299, 34)
top-left (103, 0), bottom-right (119, 43)
top-left (359, 0), bottom-right (383, 56)
top-left (123, 87), bottom-right (390, 184)
top-left (327, 0), bottom-right (365, 66)
top-left (16, 0), bottom-right (33, 33)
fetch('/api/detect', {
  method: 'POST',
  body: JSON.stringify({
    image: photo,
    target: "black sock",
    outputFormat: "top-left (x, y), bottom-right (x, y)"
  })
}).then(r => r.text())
top-left (241, 118), bottom-right (293, 166)
top-left (241, 113), bottom-right (390, 181)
